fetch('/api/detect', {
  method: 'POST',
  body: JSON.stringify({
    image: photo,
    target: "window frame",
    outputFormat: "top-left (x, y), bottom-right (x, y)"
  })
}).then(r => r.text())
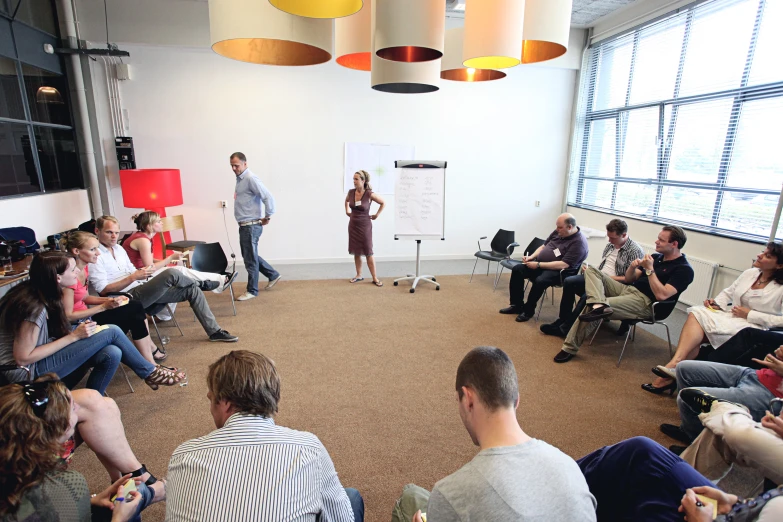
top-left (568, 0), bottom-right (783, 244)
top-left (0, 1), bottom-right (84, 201)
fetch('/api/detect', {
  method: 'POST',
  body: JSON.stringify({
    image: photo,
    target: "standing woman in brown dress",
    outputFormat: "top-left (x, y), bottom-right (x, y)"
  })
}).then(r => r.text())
top-left (345, 170), bottom-right (386, 286)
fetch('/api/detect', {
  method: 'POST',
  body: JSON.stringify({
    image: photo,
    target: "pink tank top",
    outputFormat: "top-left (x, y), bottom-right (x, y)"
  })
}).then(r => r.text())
top-left (69, 265), bottom-right (89, 312)
top-left (122, 231), bottom-right (153, 269)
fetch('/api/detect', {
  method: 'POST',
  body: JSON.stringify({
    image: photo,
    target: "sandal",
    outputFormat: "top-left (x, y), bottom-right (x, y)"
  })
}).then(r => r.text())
top-left (145, 365), bottom-right (187, 390)
top-left (152, 346), bottom-right (168, 362)
top-left (124, 464), bottom-right (157, 486)
top-left (373, 280), bottom-right (383, 287)
top-left (350, 277), bottom-right (364, 283)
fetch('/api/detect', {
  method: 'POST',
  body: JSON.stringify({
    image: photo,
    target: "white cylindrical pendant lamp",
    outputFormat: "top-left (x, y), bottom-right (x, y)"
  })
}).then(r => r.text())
top-left (209, 0), bottom-right (332, 66)
top-left (441, 28), bottom-right (506, 82)
top-left (269, 0), bottom-right (363, 19)
top-left (374, 0), bottom-right (445, 63)
top-left (336, 0), bottom-right (372, 71)
top-left (463, 0), bottom-right (525, 70)
top-left (371, 51), bottom-right (440, 93)
top-left (521, 0), bottom-right (571, 64)
top-left (371, 0), bottom-right (439, 93)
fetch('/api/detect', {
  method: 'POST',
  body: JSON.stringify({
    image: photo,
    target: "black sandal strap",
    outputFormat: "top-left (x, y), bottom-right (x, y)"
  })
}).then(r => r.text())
top-left (126, 464), bottom-right (157, 486)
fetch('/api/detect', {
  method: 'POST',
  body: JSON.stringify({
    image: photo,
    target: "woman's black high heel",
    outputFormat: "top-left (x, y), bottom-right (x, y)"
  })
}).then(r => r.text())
top-left (641, 381), bottom-right (677, 396)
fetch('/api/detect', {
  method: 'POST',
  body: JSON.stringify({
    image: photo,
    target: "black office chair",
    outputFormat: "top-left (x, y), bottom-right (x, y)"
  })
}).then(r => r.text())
top-left (494, 237), bottom-right (546, 291)
top-left (190, 242), bottom-right (237, 316)
top-left (470, 229), bottom-right (515, 284)
top-left (534, 268), bottom-right (580, 322)
top-left (588, 297), bottom-right (678, 367)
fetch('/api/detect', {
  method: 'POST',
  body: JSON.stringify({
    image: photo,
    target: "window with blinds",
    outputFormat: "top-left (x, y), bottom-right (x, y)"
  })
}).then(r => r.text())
top-left (567, 0), bottom-right (783, 242)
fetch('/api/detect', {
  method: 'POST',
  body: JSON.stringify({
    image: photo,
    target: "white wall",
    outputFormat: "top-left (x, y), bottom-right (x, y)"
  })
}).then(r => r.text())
top-left (590, 0), bottom-right (697, 43)
top-left (0, 190), bottom-right (92, 244)
top-left (90, 44), bottom-right (578, 264)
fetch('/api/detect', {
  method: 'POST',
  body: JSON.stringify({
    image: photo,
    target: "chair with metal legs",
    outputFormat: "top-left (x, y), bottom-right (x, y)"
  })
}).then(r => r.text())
top-left (147, 303), bottom-right (183, 346)
top-left (471, 229), bottom-right (515, 284)
top-left (494, 237), bottom-right (546, 291)
top-left (190, 242), bottom-right (238, 316)
top-left (534, 268), bottom-right (578, 322)
top-left (587, 298), bottom-right (678, 367)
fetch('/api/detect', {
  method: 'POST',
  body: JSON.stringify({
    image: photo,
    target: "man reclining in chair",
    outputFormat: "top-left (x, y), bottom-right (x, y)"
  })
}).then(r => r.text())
top-left (553, 225), bottom-right (693, 363)
top-left (88, 216), bottom-right (238, 343)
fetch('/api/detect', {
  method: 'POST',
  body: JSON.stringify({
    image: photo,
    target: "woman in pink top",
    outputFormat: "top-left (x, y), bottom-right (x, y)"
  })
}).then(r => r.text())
top-left (123, 211), bottom-right (228, 292)
top-left (63, 232), bottom-right (168, 364)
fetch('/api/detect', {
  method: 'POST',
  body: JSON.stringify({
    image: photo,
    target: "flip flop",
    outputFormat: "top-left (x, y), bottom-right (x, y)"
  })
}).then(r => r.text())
top-left (350, 277), bottom-right (364, 283)
top-left (373, 280), bottom-right (384, 287)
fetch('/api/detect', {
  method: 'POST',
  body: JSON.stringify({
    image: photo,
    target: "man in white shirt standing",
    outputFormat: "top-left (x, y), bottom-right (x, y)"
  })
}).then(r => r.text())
top-left (541, 219), bottom-right (643, 338)
top-left (166, 350), bottom-right (363, 522)
top-left (230, 152), bottom-right (281, 302)
top-left (88, 216), bottom-right (238, 343)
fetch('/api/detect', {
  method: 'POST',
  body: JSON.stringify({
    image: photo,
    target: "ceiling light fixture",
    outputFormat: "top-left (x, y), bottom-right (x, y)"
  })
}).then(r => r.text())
top-left (209, 0), bottom-right (332, 66)
top-left (36, 86), bottom-right (64, 104)
top-left (374, 0), bottom-right (445, 63)
top-left (521, 0), bottom-right (571, 64)
top-left (441, 28), bottom-right (506, 82)
top-left (336, 0), bottom-right (372, 71)
top-left (268, 0), bottom-right (363, 19)
top-left (463, 0), bottom-right (525, 70)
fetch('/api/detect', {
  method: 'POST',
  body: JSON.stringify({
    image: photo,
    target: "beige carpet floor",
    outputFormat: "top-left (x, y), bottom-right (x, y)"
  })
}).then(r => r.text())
top-left (70, 274), bottom-right (699, 521)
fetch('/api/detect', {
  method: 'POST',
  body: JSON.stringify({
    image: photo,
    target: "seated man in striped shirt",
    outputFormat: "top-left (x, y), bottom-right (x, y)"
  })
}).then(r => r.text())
top-left (166, 350), bottom-right (363, 522)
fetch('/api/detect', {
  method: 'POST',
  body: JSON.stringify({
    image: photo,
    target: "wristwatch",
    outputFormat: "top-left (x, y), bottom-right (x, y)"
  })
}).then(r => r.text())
top-left (645, 269), bottom-right (653, 277)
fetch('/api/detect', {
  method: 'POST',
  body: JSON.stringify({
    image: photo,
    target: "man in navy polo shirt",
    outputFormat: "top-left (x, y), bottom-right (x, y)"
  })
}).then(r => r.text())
top-left (499, 213), bottom-right (589, 323)
top-left (554, 225), bottom-right (694, 363)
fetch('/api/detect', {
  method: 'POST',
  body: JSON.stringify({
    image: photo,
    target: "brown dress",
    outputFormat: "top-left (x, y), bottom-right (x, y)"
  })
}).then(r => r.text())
top-left (348, 188), bottom-right (374, 256)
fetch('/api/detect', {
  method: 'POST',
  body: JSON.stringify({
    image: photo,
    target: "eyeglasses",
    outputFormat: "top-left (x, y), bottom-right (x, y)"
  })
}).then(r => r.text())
top-left (23, 382), bottom-right (51, 418)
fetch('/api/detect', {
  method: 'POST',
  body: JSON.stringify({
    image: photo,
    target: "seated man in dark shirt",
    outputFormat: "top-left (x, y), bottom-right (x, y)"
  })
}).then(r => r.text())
top-left (554, 225), bottom-right (694, 363)
top-left (499, 213), bottom-right (589, 322)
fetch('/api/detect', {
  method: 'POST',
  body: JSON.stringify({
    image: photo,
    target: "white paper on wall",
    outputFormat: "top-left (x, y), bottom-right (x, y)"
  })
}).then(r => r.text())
top-left (344, 142), bottom-right (415, 194)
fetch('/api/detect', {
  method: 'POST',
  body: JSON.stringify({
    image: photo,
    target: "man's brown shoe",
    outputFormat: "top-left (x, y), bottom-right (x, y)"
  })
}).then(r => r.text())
top-left (578, 304), bottom-right (614, 322)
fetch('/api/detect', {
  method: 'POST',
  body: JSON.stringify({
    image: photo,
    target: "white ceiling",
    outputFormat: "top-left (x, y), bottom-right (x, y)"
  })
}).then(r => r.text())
top-left (446, 0), bottom-right (640, 26)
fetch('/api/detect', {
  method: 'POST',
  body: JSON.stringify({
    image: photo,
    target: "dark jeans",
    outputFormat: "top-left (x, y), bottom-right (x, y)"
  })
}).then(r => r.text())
top-left (509, 265), bottom-right (562, 316)
top-left (702, 327), bottom-right (783, 369)
top-left (36, 325), bottom-right (155, 395)
top-left (129, 269), bottom-right (220, 337)
top-left (93, 299), bottom-right (149, 340)
top-left (239, 224), bottom-right (280, 296)
top-left (345, 488), bottom-right (365, 522)
top-left (577, 436), bottom-right (716, 522)
top-left (92, 482), bottom-right (154, 522)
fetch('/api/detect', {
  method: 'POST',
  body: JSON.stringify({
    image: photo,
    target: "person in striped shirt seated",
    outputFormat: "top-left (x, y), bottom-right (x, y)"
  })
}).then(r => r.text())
top-left (165, 350), bottom-right (363, 522)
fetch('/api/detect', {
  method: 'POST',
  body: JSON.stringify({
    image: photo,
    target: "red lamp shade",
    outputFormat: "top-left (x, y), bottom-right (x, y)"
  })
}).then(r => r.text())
top-left (119, 169), bottom-right (183, 209)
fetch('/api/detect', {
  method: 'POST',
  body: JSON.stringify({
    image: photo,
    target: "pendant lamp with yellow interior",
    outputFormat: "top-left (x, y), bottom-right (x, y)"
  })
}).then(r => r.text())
top-left (463, 0), bottom-right (525, 70)
top-left (269, 0), bottom-right (362, 19)
top-left (374, 0), bottom-right (445, 63)
top-left (371, 0), bottom-right (439, 93)
top-left (336, 0), bottom-right (372, 71)
top-left (209, 0), bottom-right (332, 66)
top-left (521, 0), bottom-right (572, 64)
top-left (441, 28), bottom-right (506, 82)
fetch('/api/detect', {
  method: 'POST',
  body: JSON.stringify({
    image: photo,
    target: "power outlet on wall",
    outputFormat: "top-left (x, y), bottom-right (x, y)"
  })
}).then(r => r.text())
top-left (220, 200), bottom-right (227, 208)
top-left (535, 201), bottom-right (540, 207)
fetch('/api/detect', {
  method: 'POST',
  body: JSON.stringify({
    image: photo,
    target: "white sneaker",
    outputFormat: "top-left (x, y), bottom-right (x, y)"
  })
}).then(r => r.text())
top-left (236, 292), bottom-right (257, 301)
top-left (265, 275), bottom-right (282, 290)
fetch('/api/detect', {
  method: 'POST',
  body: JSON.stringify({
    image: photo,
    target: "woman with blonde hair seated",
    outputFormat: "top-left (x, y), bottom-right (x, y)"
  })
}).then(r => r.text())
top-left (0, 374), bottom-right (164, 521)
top-left (63, 232), bottom-right (169, 363)
top-left (645, 243), bottom-right (783, 394)
top-left (122, 211), bottom-right (234, 293)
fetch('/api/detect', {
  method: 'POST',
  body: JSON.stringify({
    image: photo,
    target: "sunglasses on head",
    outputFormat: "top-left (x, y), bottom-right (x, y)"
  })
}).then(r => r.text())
top-left (23, 381), bottom-right (52, 418)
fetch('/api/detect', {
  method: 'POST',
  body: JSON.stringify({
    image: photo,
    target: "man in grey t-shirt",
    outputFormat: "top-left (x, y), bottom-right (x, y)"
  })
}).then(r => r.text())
top-left (392, 346), bottom-right (596, 522)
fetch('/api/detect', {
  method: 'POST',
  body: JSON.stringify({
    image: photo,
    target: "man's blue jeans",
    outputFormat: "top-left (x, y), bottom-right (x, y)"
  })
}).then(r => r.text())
top-left (238, 224), bottom-right (280, 296)
top-left (676, 360), bottom-right (775, 440)
top-left (345, 488), bottom-right (365, 522)
top-left (36, 325), bottom-right (156, 395)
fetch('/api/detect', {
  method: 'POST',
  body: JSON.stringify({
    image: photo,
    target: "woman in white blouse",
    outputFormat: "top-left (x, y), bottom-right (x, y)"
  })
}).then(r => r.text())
top-left (645, 243), bottom-right (783, 393)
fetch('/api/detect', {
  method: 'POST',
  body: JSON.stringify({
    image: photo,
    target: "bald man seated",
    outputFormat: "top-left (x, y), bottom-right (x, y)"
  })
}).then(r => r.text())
top-left (500, 214), bottom-right (589, 323)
